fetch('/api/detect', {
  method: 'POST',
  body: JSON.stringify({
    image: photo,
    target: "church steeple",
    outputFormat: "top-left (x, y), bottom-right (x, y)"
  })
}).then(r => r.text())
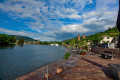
top-left (83, 33), bottom-right (85, 39)
top-left (78, 33), bottom-right (80, 41)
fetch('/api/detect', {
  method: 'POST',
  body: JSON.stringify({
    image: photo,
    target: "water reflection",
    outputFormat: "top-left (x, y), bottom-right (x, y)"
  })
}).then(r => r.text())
top-left (0, 45), bottom-right (15, 49)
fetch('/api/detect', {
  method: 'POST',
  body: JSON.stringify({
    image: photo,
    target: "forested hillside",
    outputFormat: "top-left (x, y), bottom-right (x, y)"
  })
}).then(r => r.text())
top-left (63, 27), bottom-right (119, 45)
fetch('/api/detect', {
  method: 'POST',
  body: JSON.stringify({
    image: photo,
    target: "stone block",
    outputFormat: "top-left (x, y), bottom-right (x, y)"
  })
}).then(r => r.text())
top-left (108, 64), bottom-right (120, 80)
top-left (56, 68), bottom-right (63, 74)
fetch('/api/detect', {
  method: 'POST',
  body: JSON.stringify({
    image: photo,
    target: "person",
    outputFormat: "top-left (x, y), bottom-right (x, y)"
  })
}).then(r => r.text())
top-left (89, 47), bottom-right (91, 52)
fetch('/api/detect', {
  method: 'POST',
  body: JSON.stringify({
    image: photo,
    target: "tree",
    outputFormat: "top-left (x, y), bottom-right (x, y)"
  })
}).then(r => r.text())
top-left (18, 38), bottom-right (24, 45)
top-left (0, 34), bottom-right (10, 46)
top-left (70, 39), bottom-right (75, 48)
top-left (78, 41), bottom-right (86, 48)
top-left (10, 36), bottom-right (16, 44)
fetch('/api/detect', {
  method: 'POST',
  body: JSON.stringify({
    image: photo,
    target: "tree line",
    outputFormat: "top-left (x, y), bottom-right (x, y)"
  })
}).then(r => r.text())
top-left (0, 34), bottom-right (62, 46)
top-left (0, 34), bottom-right (24, 46)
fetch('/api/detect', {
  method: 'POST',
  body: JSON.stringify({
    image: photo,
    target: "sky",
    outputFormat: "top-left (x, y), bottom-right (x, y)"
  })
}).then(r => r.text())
top-left (0, 0), bottom-right (119, 41)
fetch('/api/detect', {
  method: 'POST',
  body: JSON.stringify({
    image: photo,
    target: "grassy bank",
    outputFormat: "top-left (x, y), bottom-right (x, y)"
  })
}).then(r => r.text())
top-left (64, 53), bottom-right (71, 60)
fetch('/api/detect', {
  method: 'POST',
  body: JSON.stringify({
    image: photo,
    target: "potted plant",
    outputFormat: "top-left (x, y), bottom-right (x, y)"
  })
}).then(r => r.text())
top-left (80, 49), bottom-right (86, 55)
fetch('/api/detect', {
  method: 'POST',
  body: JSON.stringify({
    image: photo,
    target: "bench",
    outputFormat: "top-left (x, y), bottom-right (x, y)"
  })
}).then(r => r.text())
top-left (108, 64), bottom-right (120, 80)
top-left (101, 51), bottom-right (113, 59)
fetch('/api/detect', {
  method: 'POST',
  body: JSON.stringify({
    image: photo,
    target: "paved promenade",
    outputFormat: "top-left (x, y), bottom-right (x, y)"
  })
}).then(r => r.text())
top-left (18, 52), bottom-right (120, 80)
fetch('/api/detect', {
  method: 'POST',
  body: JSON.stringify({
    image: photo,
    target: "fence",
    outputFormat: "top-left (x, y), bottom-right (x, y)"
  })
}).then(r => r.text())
top-left (15, 59), bottom-right (65, 80)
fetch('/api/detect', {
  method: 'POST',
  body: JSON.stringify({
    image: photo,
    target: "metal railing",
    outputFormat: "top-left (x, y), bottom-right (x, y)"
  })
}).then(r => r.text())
top-left (15, 59), bottom-right (65, 80)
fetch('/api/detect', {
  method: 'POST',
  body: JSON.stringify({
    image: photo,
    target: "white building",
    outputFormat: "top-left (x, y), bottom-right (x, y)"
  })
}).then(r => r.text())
top-left (100, 36), bottom-right (118, 49)
top-left (50, 43), bottom-right (59, 46)
top-left (55, 44), bottom-right (59, 46)
top-left (50, 44), bottom-right (54, 46)
top-left (100, 36), bottom-right (114, 44)
top-left (108, 38), bottom-right (118, 49)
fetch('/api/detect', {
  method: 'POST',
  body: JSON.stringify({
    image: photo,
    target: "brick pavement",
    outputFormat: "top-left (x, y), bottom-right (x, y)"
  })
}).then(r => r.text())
top-left (18, 52), bottom-right (120, 80)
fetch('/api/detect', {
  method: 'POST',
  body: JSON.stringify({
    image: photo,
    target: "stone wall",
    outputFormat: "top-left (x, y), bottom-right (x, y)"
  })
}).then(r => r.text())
top-left (92, 47), bottom-right (120, 58)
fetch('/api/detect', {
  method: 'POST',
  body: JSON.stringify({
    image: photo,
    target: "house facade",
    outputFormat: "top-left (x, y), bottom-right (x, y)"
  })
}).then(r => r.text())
top-left (100, 36), bottom-right (114, 44)
top-left (100, 36), bottom-right (118, 49)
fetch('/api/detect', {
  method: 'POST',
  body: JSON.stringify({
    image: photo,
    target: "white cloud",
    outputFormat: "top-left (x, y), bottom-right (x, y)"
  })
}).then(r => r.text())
top-left (0, 0), bottom-right (86, 36)
top-left (83, 15), bottom-right (117, 32)
top-left (83, 11), bottom-right (117, 20)
top-left (0, 0), bottom-right (119, 41)
top-left (67, 14), bottom-right (82, 19)
top-left (0, 0), bottom-right (85, 20)
top-left (86, 0), bottom-right (93, 4)
top-left (61, 24), bottom-right (90, 33)
top-left (0, 27), bottom-right (56, 41)
top-left (96, 0), bottom-right (118, 11)
top-left (82, 0), bottom-right (118, 32)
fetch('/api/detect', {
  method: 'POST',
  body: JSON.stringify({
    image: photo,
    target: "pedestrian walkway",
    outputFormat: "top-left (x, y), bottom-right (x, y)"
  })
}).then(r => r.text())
top-left (18, 52), bottom-right (120, 80)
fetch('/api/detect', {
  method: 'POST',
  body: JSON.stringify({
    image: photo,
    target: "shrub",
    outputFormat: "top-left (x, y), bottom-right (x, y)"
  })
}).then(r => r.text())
top-left (64, 53), bottom-right (71, 60)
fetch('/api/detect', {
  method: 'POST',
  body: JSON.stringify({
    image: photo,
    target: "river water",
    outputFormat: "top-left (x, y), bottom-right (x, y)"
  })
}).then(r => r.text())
top-left (0, 45), bottom-right (66, 80)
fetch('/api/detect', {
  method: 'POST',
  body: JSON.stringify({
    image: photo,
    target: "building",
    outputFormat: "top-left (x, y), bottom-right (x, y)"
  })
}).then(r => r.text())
top-left (100, 36), bottom-right (118, 49)
top-left (83, 34), bottom-right (85, 39)
top-left (50, 43), bottom-right (59, 46)
top-left (108, 38), bottom-right (118, 49)
top-left (55, 44), bottom-right (59, 46)
top-left (100, 36), bottom-right (114, 44)
top-left (78, 33), bottom-right (80, 41)
top-left (50, 44), bottom-right (54, 46)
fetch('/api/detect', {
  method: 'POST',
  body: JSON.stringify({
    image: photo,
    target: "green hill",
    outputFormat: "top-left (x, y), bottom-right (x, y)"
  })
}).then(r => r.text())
top-left (105, 27), bottom-right (119, 33)
top-left (9, 35), bottom-right (37, 42)
top-left (63, 27), bottom-right (119, 44)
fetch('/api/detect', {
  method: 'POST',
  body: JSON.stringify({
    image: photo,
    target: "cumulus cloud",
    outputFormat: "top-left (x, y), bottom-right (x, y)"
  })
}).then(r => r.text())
top-left (0, 27), bottom-right (56, 41)
top-left (61, 24), bottom-right (90, 33)
top-left (0, 0), bottom-right (119, 41)
top-left (81, 0), bottom-right (118, 33)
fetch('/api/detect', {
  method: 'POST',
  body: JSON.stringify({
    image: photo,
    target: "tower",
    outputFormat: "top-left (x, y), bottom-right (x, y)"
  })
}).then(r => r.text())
top-left (78, 33), bottom-right (80, 41)
top-left (37, 40), bottom-right (39, 44)
top-left (83, 33), bottom-right (85, 39)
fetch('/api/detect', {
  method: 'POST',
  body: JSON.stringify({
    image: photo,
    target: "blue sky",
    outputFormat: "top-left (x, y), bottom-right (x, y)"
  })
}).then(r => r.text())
top-left (0, 0), bottom-right (119, 41)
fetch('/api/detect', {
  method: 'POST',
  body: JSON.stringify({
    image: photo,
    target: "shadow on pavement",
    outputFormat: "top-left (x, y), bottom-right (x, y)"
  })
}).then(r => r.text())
top-left (82, 58), bottom-right (114, 79)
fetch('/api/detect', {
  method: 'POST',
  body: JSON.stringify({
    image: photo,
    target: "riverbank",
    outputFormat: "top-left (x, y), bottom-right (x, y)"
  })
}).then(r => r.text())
top-left (17, 51), bottom-right (120, 80)
top-left (16, 57), bottom-right (68, 80)
top-left (0, 45), bottom-right (66, 80)
top-left (15, 49), bottom-right (72, 80)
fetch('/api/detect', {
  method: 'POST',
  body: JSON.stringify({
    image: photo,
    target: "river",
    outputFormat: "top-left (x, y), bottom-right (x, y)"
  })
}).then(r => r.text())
top-left (0, 45), bottom-right (66, 80)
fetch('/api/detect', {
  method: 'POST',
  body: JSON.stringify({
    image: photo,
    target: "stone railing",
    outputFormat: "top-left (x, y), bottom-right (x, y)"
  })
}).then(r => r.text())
top-left (92, 47), bottom-right (120, 58)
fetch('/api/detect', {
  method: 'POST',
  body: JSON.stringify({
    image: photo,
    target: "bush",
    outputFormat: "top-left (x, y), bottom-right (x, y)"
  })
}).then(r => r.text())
top-left (64, 53), bottom-right (71, 60)
top-left (10, 36), bottom-right (16, 44)
top-left (83, 49), bottom-right (87, 52)
top-left (18, 38), bottom-right (24, 45)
